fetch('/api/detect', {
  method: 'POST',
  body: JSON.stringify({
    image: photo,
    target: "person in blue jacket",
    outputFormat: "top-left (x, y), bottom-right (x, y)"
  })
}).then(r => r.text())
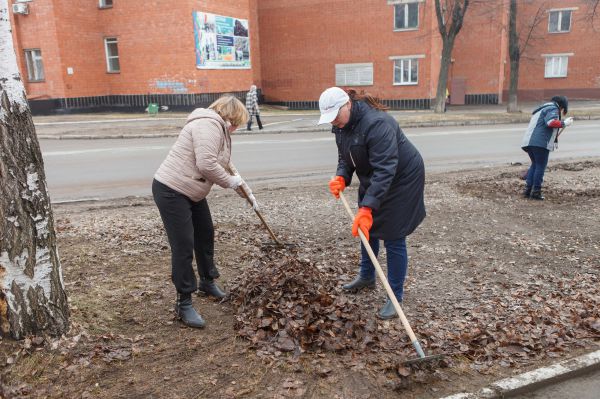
top-left (319, 87), bottom-right (426, 319)
top-left (521, 96), bottom-right (573, 200)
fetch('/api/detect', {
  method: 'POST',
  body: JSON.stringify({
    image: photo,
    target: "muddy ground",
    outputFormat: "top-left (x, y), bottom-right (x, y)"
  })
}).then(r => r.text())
top-left (1, 159), bottom-right (599, 398)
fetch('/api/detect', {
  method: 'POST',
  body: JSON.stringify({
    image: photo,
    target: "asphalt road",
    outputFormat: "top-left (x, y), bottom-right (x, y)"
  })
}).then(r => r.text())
top-left (513, 369), bottom-right (600, 399)
top-left (39, 121), bottom-right (600, 202)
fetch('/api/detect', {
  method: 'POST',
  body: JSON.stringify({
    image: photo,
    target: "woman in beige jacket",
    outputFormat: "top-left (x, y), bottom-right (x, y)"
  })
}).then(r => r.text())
top-left (152, 96), bottom-right (257, 328)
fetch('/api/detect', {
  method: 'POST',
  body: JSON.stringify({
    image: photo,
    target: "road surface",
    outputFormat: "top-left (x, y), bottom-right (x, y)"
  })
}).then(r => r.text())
top-left (513, 369), bottom-right (600, 399)
top-left (39, 121), bottom-right (600, 202)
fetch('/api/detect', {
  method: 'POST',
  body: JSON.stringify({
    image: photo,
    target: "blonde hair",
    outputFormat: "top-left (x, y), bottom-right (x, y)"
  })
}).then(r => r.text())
top-left (209, 95), bottom-right (249, 127)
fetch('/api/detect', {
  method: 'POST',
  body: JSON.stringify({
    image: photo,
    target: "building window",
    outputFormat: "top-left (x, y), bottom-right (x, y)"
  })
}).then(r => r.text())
top-left (548, 10), bottom-right (571, 33)
top-left (99, 0), bottom-right (113, 8)
top-left (104, 38), bottom-right (120, 72)
top-left (335, 63), bottom-right (373, 86)
top-left (393, 58), bottom-right (419, 85)
top-left (394, 3), bottom-right (419, 30)
top-left (24, 49), bottom-right (45, 82)
top-left (544, 55), bottom-right (569, 78)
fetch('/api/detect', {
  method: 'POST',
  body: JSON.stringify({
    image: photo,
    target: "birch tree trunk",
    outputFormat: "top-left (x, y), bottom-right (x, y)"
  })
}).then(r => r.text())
top-left (0, 1), bottom-right (69, 340)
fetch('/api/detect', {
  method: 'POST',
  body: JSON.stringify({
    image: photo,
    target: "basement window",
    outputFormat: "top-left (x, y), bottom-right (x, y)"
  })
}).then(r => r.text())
top-left (24, 49), bottom-right (45, 82)
top-left (335, 63), bottom-right (373, 86)
top-left (548, 9), bottom-right (572, 33)
top-left (99, 0), bottom-right (113, 8)
top-left (394, 2), bottom-right (419, 30)
top-left (104, 37), bottom-right (120, 73)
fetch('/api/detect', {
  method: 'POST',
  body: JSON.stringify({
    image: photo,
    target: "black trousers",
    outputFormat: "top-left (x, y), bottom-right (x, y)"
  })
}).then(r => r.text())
top-left (152, 179), bottom-right (219, 294)
top-left (247, 114), bottom-right (263, 130)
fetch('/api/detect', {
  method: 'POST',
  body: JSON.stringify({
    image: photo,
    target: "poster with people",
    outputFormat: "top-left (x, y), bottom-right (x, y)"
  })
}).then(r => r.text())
top-left (193, 11), bottom-right (250, 69)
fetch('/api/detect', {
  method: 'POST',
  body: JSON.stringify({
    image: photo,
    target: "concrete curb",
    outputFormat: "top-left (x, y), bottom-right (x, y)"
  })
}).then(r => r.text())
top-left (439, 349), bottom-right (600, 399)
top-left (36, 114), bottom-right (600, 140)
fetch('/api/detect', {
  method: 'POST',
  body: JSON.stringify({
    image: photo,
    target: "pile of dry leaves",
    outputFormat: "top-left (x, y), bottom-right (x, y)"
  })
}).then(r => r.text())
top-left (229, 246), bottom-right (377, 354)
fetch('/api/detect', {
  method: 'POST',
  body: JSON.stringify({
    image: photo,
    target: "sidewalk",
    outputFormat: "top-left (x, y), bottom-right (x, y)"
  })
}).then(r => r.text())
top-left (32, 101), bottom-right (600, 140)
top-left (440, 350), bottom-right (600, 399)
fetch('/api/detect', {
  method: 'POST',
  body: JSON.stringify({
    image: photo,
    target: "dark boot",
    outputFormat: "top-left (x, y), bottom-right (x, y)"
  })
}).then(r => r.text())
top-left (246, 120), bottom-right (252, 131)
top-left (523, 185), bottom-right (532, 198)
top-left (342, 275), bottom-right (376, 292)
top-left (198, 279), bottom-right (227, 299)
top-left (530, 190), bottom-right (545, 201)
top-left (377, 298), bottom-right (400, 320)
top-left (175, 294), bottom-right (205, 328)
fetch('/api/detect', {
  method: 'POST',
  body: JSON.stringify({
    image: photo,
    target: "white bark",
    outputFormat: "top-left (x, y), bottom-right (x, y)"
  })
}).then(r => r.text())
top-left (0, 0), bottom-right (69, 339)
top-left (0, 0), bottom-right (27, 122)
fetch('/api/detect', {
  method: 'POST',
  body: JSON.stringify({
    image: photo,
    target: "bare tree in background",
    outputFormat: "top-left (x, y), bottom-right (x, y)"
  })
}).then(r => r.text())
top-left (0, 1), bottom-right (69, 339)
top-left (507, 1), bottom-right (546, 113)
top-left (586, 0), bottom-right (600, 18)
top-left (433, 0), bottom-right (471, 113)
top-left (582, 0), bottom-right (600, 29)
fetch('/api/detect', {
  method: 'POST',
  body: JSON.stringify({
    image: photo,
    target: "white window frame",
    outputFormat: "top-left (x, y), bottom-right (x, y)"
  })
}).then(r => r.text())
top-left (24, 48), bottom-right (44, 82)
top-left (335, 63), bottom-right (374, 86)
top-left (393, 2), bottom-right (419, 31)
top-left (542, 53), bottom-right (572, 78)
top-left (99, 0), bottom-right (113, 8)
top-left (104, 37), bottom-right (120, 73)
top-left (548, 8), bottom-right (575, 33)
top-left (390, 55), bottom-right (423, 85)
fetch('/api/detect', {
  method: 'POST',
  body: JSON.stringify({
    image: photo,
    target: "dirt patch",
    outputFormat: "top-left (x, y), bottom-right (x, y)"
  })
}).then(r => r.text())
top-left (1, 159), bottom-right (599, 398)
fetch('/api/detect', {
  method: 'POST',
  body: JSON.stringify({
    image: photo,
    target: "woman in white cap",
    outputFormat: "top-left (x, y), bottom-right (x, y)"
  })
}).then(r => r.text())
top-left (320, 87), bottom-right (426, 319)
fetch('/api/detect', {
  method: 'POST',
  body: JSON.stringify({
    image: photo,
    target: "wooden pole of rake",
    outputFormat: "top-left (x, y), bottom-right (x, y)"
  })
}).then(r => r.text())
top-left (226, 167), bottom-right (281, 246)
top-left (338, 190), bottom-right (443, 364)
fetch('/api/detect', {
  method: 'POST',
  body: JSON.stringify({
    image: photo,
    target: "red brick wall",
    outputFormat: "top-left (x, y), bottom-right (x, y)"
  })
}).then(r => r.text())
top-left (11, 0), bottom-right (261, 99)
top-left (11, 0), bottom-right (66, 99)
top-left (53, 0), bottom-right (106, 98)
top-left (511, 0), bottom-right (600, 101)
top-left (451, 2), bottom-right (508, 100)
top-left (9, 0), bottom-right (600, 104)
top-left (257, 0), bottom-right (438, 102)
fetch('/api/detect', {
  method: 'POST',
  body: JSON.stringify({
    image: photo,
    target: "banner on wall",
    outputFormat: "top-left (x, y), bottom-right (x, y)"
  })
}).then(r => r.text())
top-left (193, 11), bottom-right (251, 69)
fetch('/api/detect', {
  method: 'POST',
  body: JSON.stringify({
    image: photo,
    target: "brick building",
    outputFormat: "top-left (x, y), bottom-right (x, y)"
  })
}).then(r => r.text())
top-left (8, 0), bottom-right (600, 114)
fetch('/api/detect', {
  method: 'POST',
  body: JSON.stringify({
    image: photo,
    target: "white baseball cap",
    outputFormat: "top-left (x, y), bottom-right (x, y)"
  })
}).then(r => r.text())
top-left (318, 87), bottom-right (350, 125)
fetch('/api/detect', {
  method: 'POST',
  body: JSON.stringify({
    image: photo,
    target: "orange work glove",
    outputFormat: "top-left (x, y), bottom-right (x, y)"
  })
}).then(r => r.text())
top-left (352, 207), bottom-right (373, 241)
top-left (328, 176), bottom-right (346, 199)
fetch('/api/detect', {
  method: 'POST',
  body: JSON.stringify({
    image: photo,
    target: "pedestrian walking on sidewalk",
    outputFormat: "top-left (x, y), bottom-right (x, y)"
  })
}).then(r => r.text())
top-left (152, 96), bottom-right (259, 328)
top-left (521, 95), bottom-right (574, 200)
top-left (245, 85), bottom-right (263, 131)
top-left (320, 87), bottom-right (426, 320)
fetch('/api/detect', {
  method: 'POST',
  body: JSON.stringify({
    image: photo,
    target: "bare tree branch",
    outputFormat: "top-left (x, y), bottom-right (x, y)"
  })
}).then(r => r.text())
top-left (518, 3), bottom-right (546, 58)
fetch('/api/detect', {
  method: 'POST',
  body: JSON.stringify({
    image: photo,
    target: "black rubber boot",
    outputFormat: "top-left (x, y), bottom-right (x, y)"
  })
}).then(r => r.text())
top-left (377, 298), bottom-right (400, 320)
top-left (342, 275), bottom-right (376, 292)
top-left (198, 279), bottom-right (227, 299)
top-left (530, 190), bottom-right (545, 201)
top-left (523, 185), bottom-right (532, 198)
top-left (175, 294), bottom-right (205, 328)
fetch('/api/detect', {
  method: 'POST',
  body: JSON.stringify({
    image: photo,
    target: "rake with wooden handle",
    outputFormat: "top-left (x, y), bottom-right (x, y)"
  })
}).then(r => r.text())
top-left (338, 190), bottom-right (443, 365)
top-left (225, 166), bottom-right (291, 248)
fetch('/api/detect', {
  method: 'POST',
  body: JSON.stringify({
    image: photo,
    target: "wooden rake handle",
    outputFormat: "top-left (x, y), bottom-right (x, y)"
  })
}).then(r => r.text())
top-left (225, 165), bottom-right (281, 245)
top-left (338, 190), bottom-right (426, 358)
top-left (238, 184), bottom-right (281, 246)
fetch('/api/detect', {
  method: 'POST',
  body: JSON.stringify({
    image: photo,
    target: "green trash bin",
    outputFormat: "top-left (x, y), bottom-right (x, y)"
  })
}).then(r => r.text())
top-left (147, 103), bottom-right (159, 116)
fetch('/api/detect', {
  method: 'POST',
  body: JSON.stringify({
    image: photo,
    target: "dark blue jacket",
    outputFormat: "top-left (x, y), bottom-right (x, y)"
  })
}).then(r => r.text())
top-left (334, 100), bottom-right (425, 240)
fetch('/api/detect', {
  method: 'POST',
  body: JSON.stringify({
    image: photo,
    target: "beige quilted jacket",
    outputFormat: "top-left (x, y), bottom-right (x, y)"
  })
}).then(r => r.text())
top-left (154, 108), bottom-right (248, 202)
